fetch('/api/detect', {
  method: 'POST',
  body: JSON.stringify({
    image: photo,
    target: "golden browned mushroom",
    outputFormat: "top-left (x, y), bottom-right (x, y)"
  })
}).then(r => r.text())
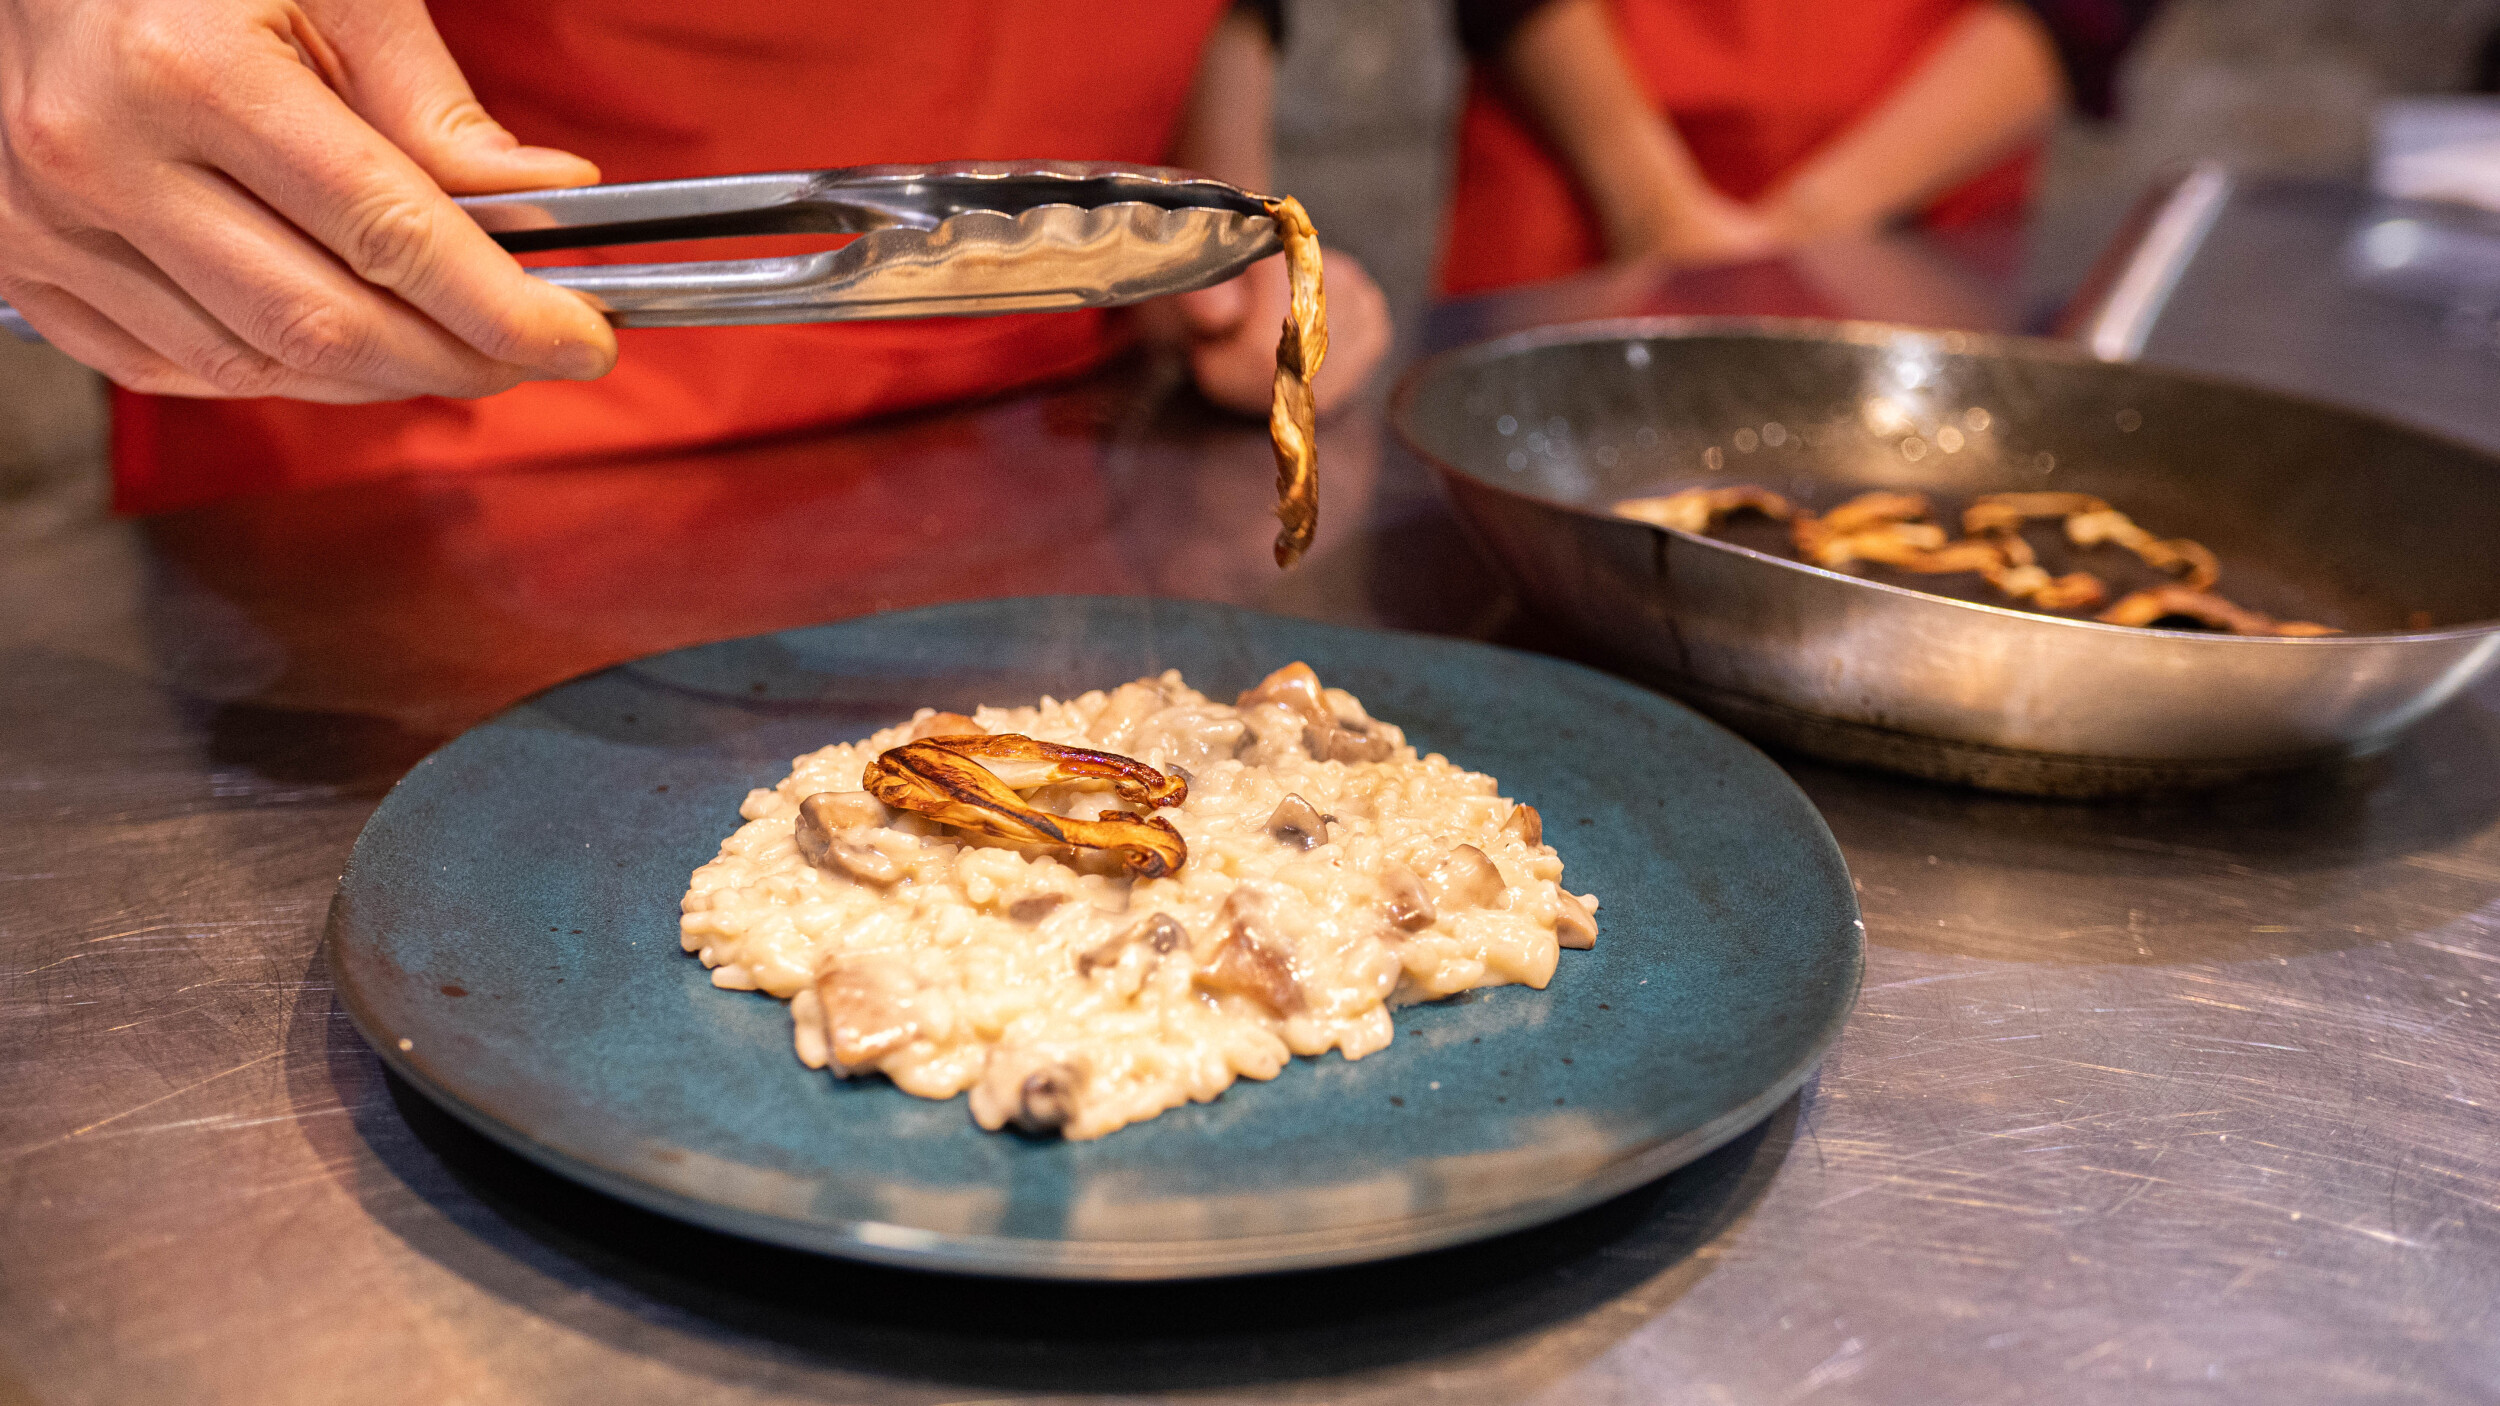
top-left (1962, 491), bottom-right (2110, 536)
top-left (1265, 195), bottom-right (1327, 568)
top-left (2065, 509), bottom-right (2225, 592)
top-left (2027, 572), bottom-right (2111, 611)
top-left (2148, 537), bottom-right (2222, 592)
top-left (1873, 538), bottom-right (2008, 575)
top-left (1502, 802), bottom-right (1544, 848)
top-left (1987, 563), bottom-right (2051, 599)
top-left (1793, 492), bottom-right (1951, 570)
top-left (865, 734), bottom-right (1188, 878)
top-left (1817, 490), bottom-right (1933, 536)
top-left (1196, 887), bottom-right (1305, 1014)
top-left (2095, 585), bottom-right (2338, 636)
top-left (1614, 485), bottom-right (1797, 534)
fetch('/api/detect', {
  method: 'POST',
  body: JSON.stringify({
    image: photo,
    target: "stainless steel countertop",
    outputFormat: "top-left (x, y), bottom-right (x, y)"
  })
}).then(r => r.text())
top-left (4, 193), bottom-right (2496, 1404)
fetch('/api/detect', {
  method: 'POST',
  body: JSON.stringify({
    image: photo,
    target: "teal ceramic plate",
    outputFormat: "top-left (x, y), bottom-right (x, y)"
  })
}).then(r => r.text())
top-left (329, 597), bottom-right (1861, 1279)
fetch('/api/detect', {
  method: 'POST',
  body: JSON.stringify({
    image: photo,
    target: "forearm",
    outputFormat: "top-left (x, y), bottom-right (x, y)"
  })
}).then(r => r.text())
top-left (1495, 0), bottom-right (1717, 250)
top-left (1768, 2), bottom-right (2066, 238)
top-left (1171, 5), bottom-right (1275, 193)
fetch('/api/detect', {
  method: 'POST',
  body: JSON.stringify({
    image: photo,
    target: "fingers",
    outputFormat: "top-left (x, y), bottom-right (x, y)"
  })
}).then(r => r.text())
top-left (1187, 255), bottom-right (1287, 415)
top-left (2, 226), bottom-right (498, 402)
top-left (1175, 274), bottom-right (1249, 339)
top-left (0, 0), bottom-right (611, 400)
top-left (181, 46), bottom-right (615, 384)
top-left (1185, 248), bottom-right (1396, 418)
top-left (109, 157), bottom-right (567, 398)
top-left (309, 0), bottom-right (600, 195)
top-left (1308, 251), bottom-right (1391, 416)
top-left (0, 278), bottom-right (228, 399)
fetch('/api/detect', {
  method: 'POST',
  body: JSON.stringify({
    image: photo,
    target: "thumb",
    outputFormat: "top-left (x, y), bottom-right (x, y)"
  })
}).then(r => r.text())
top-left (315, 1), bottom-right (601, 195)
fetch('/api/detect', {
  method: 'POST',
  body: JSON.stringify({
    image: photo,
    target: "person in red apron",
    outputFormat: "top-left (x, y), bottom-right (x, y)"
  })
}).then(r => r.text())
top-left (1439, 0), bottom-right (2152, 295)
top-left (0, 0), bottom-right (1388, 514)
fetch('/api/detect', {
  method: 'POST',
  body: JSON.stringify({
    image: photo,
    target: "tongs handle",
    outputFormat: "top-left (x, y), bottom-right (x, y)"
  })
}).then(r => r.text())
top-left (0, 161), bottom-right (1280, 340)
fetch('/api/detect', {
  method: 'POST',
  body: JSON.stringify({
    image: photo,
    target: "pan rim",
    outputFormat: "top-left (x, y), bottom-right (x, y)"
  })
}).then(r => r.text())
top-left (1390, 314), bottom-right (2500, 646)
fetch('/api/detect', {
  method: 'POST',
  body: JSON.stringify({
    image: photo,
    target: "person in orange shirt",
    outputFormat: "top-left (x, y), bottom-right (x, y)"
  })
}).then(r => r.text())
top-left (1439, 0), bottom-right (2155, 295)
top-left (0, 0), bottom-right (1390, 513)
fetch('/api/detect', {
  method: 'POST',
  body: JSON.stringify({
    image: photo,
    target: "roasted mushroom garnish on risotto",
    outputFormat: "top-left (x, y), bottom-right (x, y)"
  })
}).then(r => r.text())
top-left (864, 734), bottom-right (1188, 878)
top-left (679, 666), bottom-right (1599, 1140)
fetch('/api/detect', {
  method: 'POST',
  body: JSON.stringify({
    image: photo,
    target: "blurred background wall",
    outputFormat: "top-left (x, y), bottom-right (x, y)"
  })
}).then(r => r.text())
top-left (7, 0), bottom-right (2500, 539)
top-left (1278, 0), bottom-right (2500, 327)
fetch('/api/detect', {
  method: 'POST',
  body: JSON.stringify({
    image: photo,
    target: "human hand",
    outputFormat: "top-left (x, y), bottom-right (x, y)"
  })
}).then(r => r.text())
top-left (1605, 185), bottom-right (1793, 269)
top-left (0, 0), bottom-right (617, 402)
top-left (1169, 246), bottom-right (1392, 419)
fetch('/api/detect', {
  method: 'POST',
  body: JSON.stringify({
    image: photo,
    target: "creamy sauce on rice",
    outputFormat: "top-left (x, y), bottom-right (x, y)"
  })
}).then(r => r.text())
top-left (679, 667), bottom-right (1598, 1140)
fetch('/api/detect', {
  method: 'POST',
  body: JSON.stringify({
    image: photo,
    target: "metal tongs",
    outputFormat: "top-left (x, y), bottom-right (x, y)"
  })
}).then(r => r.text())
top-left (0, 161), bottom-right (1282, 340)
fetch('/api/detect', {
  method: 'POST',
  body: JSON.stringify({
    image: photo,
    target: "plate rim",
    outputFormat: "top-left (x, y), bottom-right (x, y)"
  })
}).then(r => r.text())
top-left (327, 595), bottom-right (1865, 1280)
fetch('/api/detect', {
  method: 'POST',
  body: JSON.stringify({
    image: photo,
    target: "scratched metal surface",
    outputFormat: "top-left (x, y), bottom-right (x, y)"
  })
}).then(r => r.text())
top-left (4, 206), bottom-right (2497, 1405)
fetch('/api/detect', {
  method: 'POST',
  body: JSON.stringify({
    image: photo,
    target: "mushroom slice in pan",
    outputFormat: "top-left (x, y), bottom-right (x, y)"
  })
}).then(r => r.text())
top-left (2065, 509), bottom-right (2223, 591)
top-left (2150, 537), bottom-right (2222, 593)
top-left (1502, 802), bottom-right (1543, 848)
top-left (1265, 195), bottom-right (1328, 568)
top-left (1815, 490), bottom-right (1933, 536)
top-left (1614, 485), bottom-right (1796, 535)
top-left (1792, 492), bottom-right (1944, 570)
top-left (865, 734), bottom-right (1189, 878)
top-left (1866, 537), bottom-right (2006, 575)
top-left (1989, 528), bottom-right (2038, 568)
top-left (2024, 571), bottom-right (2111, 611)
top-left (2096, 585), bottom-right (2338, 636)
top-left (1962, 492), bottom-right (2111, 536)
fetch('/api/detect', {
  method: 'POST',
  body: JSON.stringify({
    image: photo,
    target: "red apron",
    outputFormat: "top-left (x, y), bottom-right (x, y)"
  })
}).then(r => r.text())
top-left (112, 1), bottom-right (1229, 514)
top-left (1437, 0), bottom-right (2033, 296)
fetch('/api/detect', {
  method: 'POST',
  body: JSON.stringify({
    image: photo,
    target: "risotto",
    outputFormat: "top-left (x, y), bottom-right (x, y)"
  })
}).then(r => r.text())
top-left (678, 663), bottom-right (1599, 1140)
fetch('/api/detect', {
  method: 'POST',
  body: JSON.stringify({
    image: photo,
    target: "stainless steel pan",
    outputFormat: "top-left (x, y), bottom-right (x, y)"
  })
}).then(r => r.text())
top-left (1391, 313), bottom-right (2500, 796)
